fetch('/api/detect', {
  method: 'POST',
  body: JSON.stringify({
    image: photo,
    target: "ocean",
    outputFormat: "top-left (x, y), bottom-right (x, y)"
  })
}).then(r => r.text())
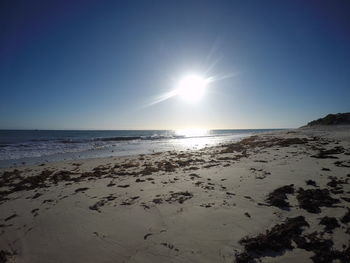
top-left (0, 129), bottom-right (280, 167)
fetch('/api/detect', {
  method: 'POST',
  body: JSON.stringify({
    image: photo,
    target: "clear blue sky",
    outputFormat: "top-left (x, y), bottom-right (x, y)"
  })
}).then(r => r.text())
top-left (1, 0), bottom-right (349, 129)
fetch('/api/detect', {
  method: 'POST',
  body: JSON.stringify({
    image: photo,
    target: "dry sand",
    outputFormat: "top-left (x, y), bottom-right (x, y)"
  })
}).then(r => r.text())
top-left (1, 126), bottom-right (350, 263)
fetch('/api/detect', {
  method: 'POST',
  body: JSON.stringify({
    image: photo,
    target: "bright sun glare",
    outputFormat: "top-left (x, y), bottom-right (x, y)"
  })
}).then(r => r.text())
top-left (175, 128), bottom-right (209, 137)
top-left (175, 74), bottom-right (208, 102)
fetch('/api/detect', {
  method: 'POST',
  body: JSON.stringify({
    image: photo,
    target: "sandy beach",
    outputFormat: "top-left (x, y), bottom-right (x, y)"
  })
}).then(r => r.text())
top-left (1, 126), bottom-right (350, 263)
top-left (2, 0), bottom-right (350, 262)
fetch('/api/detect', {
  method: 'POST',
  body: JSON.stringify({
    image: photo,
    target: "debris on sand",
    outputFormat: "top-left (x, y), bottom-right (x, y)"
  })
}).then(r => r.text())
top-left (327, 177), bottom-right (347, 194)
top-left (152, 198), bottom-right (163, 204)
top-left (235, 216), bottom-right (309, 263)
top-left (0, 249), bottom-right (15, 263)
top-left (144, 233), bottom-right (152, 240)
top-left (0, 250), bottom-right (9, 263)
top-left (107, 181), bottom-right (116, 187)
top-left (4, 214), bottom-right (17, 222)
top-left (120, 196), bottom-right (139, 206)
top-left (161, 242), bottom-right (179, 251)
top-left (89, 200), bottom-right (106, 212)
top-left (341, 208), bottom-right (350, 224)
top-left (0, 169), bottom-right (78, 201)
top-left (188, 173), bottom-right (201, 179)
top-left (334, 160), bottom-right (350, 168)
top-left (31, 192), bottom-right (42, 199)
top-left (117, 184), bottom-right (130, 188)
top-left (135, 178), bottom-right (145, 183)
top-left (200, 203), bottom-right (214, 208)
top-left (74, 187), bottom-right (89, 193)
top-left (306, 180), bottom-right (317, 187)
top-left (157, 161), bottom-right (177, 172)
top-left (89, 195), bottom-right (117, 212)
top-left (31, 208), bottom-right (39, 217)
top-left (236, 215), bottom-right (349, 262)
top-left (221, 136), bottom-right (309, 155)
top-left (266, 184), bottom-right (294, 208)
top-left (319, 216), bottom-right (340, 233)
top-left (294, 232), bottom-right (350, 263)
top-left (51, 170), bottom-right (75, 184)
top-left (165, 191), bottom-right (193, 204)
top-left (311, 146), bottom-right (344, 159)
top-left (296, 188), bottom-right (340, 213)
top-left (327, 177), bottom-right (348, 188)
top-left (1, 169), bottom-right (22, 186)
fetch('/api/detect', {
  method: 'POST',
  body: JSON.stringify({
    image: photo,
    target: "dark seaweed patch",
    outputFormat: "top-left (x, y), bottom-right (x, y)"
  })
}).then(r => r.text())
top-left (319, 217), bottom-right (340, 233)
top-left (296, 188), bottom-right (340, 213)
top-left (235, 216), bottom-right (309, 263)
top-left (266, 185), bottom-right (294, 209)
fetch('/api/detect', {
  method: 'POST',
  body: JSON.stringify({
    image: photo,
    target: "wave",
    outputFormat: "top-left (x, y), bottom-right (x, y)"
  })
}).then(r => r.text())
top-left (57, 135), bottom-right (187, 144)
top-left (56, 133), bottom-right (247, 144)
top-left (1, 129), bottom-right (279, 146)
top-left (5, 132), bottom-right (244, 146)
top-left (0, 130), bottom-right (281, 164)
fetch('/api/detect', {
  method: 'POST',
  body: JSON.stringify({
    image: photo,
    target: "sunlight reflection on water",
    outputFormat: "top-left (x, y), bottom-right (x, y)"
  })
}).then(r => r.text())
top-left (175, 128), bottom-right (209, 137)
top-left (174, 136), bottom-right (212, 150)
top-left (173, 128), bottom-right (212, 149)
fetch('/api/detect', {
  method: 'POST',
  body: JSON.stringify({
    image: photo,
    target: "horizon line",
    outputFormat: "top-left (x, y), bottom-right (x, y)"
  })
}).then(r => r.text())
top-left (0, 128), bottom-right (291, 131)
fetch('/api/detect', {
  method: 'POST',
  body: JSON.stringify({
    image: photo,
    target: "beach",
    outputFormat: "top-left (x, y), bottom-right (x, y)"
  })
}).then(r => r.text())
top-left (0, 129), bottom-right (275, 168)
top-left (1, 126), bottom-right (350, 263)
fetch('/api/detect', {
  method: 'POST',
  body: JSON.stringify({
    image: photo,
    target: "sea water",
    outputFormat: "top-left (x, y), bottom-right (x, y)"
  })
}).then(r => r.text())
top-left (0, 129), bottom-right (280, 167)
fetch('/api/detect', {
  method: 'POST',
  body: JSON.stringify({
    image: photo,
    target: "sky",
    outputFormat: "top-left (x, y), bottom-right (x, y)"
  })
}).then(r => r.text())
top-left (0, 0), bottom-right (349, 130)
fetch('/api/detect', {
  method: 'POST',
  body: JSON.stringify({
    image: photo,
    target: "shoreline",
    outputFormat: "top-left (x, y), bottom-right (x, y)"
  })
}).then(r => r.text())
top-left (1, 126), bottom-right (350, 262)
top-left (0, 129), bottom-right (282, 169)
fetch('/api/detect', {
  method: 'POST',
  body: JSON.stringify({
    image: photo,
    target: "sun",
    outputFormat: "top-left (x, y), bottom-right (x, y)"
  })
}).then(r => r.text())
top-left (175, 74), bottom-right (208, 102)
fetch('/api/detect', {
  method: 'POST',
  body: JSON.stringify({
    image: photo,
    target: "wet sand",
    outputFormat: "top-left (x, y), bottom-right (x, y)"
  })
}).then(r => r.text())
top-left (1, 126), bottom-right (350, 263)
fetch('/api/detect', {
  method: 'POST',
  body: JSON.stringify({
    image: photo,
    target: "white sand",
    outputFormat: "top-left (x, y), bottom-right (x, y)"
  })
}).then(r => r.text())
top-left (1, 126), bottom-right (349, 263)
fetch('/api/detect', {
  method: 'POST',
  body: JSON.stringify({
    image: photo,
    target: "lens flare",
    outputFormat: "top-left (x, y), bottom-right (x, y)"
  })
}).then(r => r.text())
top-left (175, 75), bottom-right (208, 102)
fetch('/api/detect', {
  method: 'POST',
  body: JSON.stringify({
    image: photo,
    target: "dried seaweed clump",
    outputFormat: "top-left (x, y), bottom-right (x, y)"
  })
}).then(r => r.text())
top-left (165, 191), bottom-right (193, 204)
top-left (296, 188), bottom-right (340, 213)
top-left (266, 184), bottom-right (294, 208)
top-left (235, 216), bottom-right (309, 263)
